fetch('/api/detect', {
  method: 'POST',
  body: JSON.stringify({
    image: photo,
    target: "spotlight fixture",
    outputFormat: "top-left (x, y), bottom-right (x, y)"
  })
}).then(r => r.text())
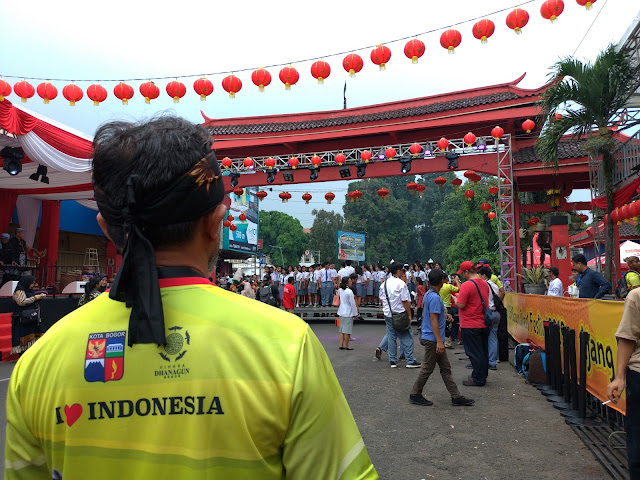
top-left (477, 137), bottom-right (487, 152)
top-left (423, 145), bottom-right (433, 157)
top-left (29, 165), bottom-right (49, 184)
top-left (309, 166), bottom-right (319, 181)
top-left (266, 168), bottom-right (278, 184)
top-left (377, 153), bottom-right (386, 161)
top-left (400, 157), bottom-right (412, 174)
top-left (230, 173), bottom-right (240, 188)
top-left (339, 166), bottom-right (352, 178)
top-left (356, 161), bottom-right (367, 178)
top-left (446, 152), bottom-right (459, 171)
top-left (1, 146), bottom-right (24, 176)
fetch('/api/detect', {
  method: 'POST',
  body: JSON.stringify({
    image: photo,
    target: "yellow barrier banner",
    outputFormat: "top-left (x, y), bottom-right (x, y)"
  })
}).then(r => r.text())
top-left (505, 293), bottom-right (626, 414)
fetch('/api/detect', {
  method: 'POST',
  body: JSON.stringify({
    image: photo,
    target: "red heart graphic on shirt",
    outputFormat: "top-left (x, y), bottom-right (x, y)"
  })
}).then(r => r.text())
top-left (64, 404), bottom-right (83, 427)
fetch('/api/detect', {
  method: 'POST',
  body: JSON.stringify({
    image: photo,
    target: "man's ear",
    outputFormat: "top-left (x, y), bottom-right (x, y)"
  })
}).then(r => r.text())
top-left (96, 213), bottom-right (115, 243)
top-left (203, 204), bottom-right (229, 242)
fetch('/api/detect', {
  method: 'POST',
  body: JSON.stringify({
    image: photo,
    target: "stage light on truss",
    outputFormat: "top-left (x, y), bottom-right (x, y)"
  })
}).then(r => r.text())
top-left (230, 173), bottom-right (240, 188)
top-left (477, 137), bottom-right (487, 152)
top-left (29, 165), bottom-right (49, 184)
top-left (400, 157), bottom-right (412, 174)
top-left (339, 166), bottom-right (352, 178)
top-left (378, 153), bottom-right (386, 161)
top-left (423, 143), bottom-right (433, 157)
top-left (446, 152), bottom-right (459, 171)
top-left (1, 146), bottom-right (23, 176)
top-left (356, 161), bottom-right (367, 178)
top-left (266, 168), bottom-right (278, 184)
top-left (309, 166), bottom-right (319, 181)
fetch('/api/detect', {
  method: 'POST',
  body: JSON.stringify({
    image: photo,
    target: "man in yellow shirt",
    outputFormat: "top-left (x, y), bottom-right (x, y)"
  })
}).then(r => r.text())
top-left (439, 275), bottom-right (460, 348)
top-left (625, 256), bottom-right (640, 291)
top-left (4, 117), bottom-right (377, 480)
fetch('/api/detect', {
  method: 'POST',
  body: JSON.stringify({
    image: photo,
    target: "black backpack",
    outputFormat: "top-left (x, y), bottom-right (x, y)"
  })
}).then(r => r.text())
top-left (259, 286), bottom-right (278, 306)
top-left (615, 273), bottom-right (629, 299)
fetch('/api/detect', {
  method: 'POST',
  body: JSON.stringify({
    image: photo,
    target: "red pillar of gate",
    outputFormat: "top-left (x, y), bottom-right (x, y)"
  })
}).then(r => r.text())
top-left (38, 200), bottom-right (60, 268)
top-left (0, 191), bottom-right (18, 233)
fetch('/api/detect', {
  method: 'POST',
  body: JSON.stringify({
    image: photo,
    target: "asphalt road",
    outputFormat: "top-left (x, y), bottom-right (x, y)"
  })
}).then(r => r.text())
top-left (0, 323), bottom-right (607, 479)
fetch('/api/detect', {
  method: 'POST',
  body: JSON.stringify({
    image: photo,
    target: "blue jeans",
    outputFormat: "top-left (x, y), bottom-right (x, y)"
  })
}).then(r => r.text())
top-left (385, 316), bottom-right (416, 364)
top-left (379, 334), bottom-right (406, 358)
top-left (321, 281), bottom-right (333, 306)
top-left (488, 311), bottom-right (501, 367)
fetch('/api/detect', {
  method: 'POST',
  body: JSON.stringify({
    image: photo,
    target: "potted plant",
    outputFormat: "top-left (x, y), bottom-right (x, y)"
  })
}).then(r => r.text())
top-left (520, 266), bottom-right (548, 295)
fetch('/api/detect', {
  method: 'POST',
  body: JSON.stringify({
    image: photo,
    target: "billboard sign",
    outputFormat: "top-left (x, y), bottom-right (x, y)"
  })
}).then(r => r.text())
top-left (337, 231), bottom-right (365, 262)
top-left (223, 186), bottom-right (259, 254)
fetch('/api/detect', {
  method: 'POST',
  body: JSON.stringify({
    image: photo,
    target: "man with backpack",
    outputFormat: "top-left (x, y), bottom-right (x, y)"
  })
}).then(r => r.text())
top-left (259, 275), bottom-right (280, 307)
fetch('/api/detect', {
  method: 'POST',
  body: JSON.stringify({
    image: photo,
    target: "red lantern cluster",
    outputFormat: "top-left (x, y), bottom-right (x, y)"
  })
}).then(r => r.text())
top-left (348, 190), bottom-right (363, 202)
top-left (325, 192), bottom-right (335, 204)
top-left (407, 182), bottom-right (418, 194)
top-left (279, 192), bottom-right (292, 203)
top-left (256, 190), bottom-right (268, 201)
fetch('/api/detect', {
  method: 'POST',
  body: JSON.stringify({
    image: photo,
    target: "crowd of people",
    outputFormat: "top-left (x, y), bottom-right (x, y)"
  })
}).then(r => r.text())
top-left (0, 228), bottom-right (29, 286)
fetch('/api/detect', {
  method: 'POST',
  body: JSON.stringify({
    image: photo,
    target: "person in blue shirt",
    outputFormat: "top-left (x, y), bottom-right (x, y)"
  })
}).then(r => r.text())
top-left (571, 254), bottom-right (612, 299)
top-left (409, 268), bottom-right (475, 407)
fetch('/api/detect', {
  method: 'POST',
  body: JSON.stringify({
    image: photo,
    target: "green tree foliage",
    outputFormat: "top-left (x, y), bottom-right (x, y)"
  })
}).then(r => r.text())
top-left (308, 209), bottom-right (344, 264)
top-left (258, 211), bottom-right (308, 266)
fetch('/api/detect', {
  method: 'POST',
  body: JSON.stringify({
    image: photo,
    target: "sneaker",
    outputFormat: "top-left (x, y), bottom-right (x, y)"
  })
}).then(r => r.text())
top-left (451, 396), bottom-right (475, 406)
top-left (409, 394), bottom-right (433, 406)
top-left (390, 362), bottom-right (398, 368)
top-left (375, 347), bottom-right (382, 360)
top-left (406, 361), bottom-right (421, 369)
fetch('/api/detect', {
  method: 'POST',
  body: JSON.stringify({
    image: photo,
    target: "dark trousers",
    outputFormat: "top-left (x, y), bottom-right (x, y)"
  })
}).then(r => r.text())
top-left (447, 307), bottom-right (459, 341)
top-left (627, 368), bottom-right (640, 479)
top-left (461, 327), bottom-right (489, 385)
top-left (411, 339), bottom-right (461, 398)
top-left (497, 309), bottom-right (509, 362)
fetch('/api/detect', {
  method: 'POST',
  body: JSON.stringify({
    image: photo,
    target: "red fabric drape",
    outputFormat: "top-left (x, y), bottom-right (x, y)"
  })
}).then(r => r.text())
top-left (0, 190), bottom-right (18, 233)
top-left (591, 177), bottom-right (640, 209)
top-left (32, 122), bottom-right (93, 158)
top-left (38, 200), bottom-right (60, 267)
top-left (0, 99), bottom-right (37, 135)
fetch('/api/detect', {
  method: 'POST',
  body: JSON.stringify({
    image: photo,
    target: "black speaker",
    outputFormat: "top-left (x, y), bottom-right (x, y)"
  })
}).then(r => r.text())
top-left (548, 216), bottom-right (568, 226)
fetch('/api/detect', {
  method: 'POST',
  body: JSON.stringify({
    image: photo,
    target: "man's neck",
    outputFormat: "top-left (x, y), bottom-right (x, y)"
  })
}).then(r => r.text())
top-left (467, 273), bottom-right (480, 280)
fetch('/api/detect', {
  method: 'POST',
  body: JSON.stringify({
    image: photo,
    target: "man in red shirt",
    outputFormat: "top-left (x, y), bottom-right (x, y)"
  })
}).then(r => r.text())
top-left (283, 276), bottom-right (297, 313)
top-left (454, 261), bottom-right (490, 387)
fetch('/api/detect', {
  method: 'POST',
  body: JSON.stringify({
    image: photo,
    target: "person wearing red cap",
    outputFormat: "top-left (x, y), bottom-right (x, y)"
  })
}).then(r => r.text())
top-left (454, 261), bottom-right (490, 387)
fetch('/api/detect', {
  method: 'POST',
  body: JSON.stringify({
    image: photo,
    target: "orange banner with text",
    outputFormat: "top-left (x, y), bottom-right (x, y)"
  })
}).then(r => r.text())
top-left (505, 293), bottom-right (626, 414)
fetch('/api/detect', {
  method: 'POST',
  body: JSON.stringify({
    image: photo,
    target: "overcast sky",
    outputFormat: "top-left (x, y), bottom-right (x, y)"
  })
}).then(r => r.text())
top-left (2, 0), bottom-right (638, 226)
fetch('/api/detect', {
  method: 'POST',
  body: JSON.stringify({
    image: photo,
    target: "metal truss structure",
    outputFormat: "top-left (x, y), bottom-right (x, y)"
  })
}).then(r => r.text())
top-left (495, 135), bottom-right (516, 292)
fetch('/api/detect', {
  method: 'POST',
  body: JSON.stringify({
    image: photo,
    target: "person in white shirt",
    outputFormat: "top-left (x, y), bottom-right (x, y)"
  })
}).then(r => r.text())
top-left (337, 274), bottom-right (359, 350)
top-left (345, 261), bottom-right (355, 277)
top-left (295, 267), bottom-right (303, 307)
top-left (320, 262), bottom-right (333, 306)
top-left (478, 266), bottom-right (501, 370)
top-left (308, 265), bottom-right (317, 306)
top-left (313, 265), bottom-right (324, 306)
top-left (301, 266), bottom-right (310, 306)
top-left (329, 263), bottom-right (339, 290)
top-left (379, 263), bottom-right (421, 368)
top-left (363, 265), bottom-right (373, 306)
top-left (546, 267), bottom-right (564, 297)
top-left (337, 262), bottom-right (350, 280)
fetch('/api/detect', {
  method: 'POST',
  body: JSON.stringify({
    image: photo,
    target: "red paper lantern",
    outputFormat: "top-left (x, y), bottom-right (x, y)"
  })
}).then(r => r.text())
top-left (288, 157), bottom-right (299, 169)
top-left (347, 191), bottom-right (355, 203)
top-left (522, 119), bottom-right (536, 133)
top-left (407, 182), bottom-right (418, 194)
top-left (377, 188), bottom-right (389, 200)
top-left (384, 147), bottom-right (397, 160)
top-left (223, 220), bottom-right (231, 229)
top-left (464, 170), bottom-right (477, 180)
top-left (243, 157), bottom-right (254, 169)
top-left (335, 153), bottom-right (346, 165)
top-left (14, 81), bottom-right (34, 102)
top-left (440, 29), bottom-right (462, 54)
top-left (227, 215), bottom-right (235, 222)
top-left (404, 39), bottom-right (425, 63)
top-left (311, 155), bottom-right (322, 167)
top-left (0, 79), bottom-right (11, 101)
top-left (370, 45), bottom-right (391, 71)
top-left (352, 190), bottom-right (363, 202)
top-left (541, 0), bottom-right (564, 22)
top-left (481, 202), bottom-right (491, 212)
top-left (63, 83), bottom-right (83, 106)
top-left (37, 82), bottom-right (57, 104)
top-left (360, 150), bottom-right (372, 163)
top-left (489, 186), bottom-right (499, 196)
top-left (488, 212), bottom-right (496, 220)
top-left (302, 192), bottom-right (313, 204)
top-left (87, 83), bottom-right (107, 106)
top-left (139, 81), bottom-right (160, 104)
top-left (631, 201), bottom-right (640, 220)
top-left (325, 192), bottom-right (335, 204)
top-left (621, 204), bottom-right (631, 222)
top-left (343, 53), bottom-right (364, 77)
top-left (464, 189), bottom-right (475, 201)
top-left (437, 137), bottom-right (449, 151)
top-left (415, 184), bottom-right (426, 197)
top-left (471, 173), bottom-right (482, 183)
top-left (114, 82), bottom-right (134, 105)
top-left (311, 60), bottom-right (331, 84)
top-left (233, 188), bottom-right (243, 197)
top-left (472, 19), bottom-right (495, 44)
top-left (506, 8), bottom-right (529, 34)
top-left (230, 224), bottom-right (237, 232)
top-left (221, 157), bottom-right (233, 169)
top-left (576, 0), bottom-right (596, 9)
top-left (279, 66), bottom-right (299, 90)
top-left (193, 77), bottom-right (214, 101)
top-left (435, 176), bottom-right (447, 189)
top-left (409, 143), bottom-right (422, 156)
top-left (251, 68), bottom-right (272, 92)
top-left (222, 74), bottom-right (242, 98)
top-left (165, 81), bottom-right (186, 103)
top-left (279, 192), bottom-right (291, 203)
top-left (491, 125), bottom-right (504, 140)
top-left (265, 157), bottom-right (276, 170)
top-left (256, 190), bottom-right (267, 201)
top-left (464, 132), bottom-right (476, 146)
top-left (452, 178), bottom-right (462, 190)
top-left (239, 212), bottom-right (247, 222)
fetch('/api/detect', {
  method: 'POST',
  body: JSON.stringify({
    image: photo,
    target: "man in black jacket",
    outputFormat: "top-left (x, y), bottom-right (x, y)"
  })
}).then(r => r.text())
top-left (571, 254), bottom-right (611, 299)
top-left (258, 275), bottom-right (280, 307)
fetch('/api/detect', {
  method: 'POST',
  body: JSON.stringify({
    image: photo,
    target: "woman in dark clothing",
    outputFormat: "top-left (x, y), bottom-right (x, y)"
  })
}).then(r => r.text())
top-left (11, 275), bottom-right (45, 355)
top-left (78, 276), bottom-right (103, 307)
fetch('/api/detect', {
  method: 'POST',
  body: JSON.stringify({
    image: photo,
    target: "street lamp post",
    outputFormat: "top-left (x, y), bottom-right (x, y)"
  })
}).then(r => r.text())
top-left (270, 245), bottom-right (284, 267)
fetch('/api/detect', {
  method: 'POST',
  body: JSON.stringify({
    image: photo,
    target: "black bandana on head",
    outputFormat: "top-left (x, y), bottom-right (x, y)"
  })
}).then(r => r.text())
top-left (95, 151), bottom-right (226, 347)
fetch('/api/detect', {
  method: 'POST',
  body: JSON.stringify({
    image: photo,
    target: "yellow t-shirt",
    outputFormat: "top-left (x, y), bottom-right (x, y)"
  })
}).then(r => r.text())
top-left (439, 283), bottom-right (460, 307)
top-left (5, 279), bottom-right (377, 480)
top-left (626, 271), bottom-right (640, 289)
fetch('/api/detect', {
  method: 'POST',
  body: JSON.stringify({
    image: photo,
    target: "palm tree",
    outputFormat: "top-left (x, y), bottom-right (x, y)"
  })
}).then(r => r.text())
top-left (537, 45), bottom-right (639, 282)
